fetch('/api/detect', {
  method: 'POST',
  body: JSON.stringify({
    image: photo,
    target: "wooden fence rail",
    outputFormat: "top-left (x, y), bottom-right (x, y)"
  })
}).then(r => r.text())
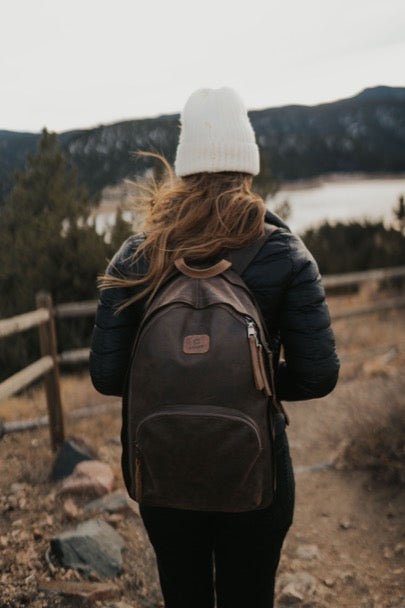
top-left (322, 264), bottom-right (405, 290)
top-left (0, 264), bottom-right (405, 447)
top-left (0, 291), bottom-right (65, 450)
top-left (0, 308), bottom-right (50, 338)
top-left (331, 295), bottom-right (405, 320)
top-left (0, 357), bottom-right (54, 402)
top-left (54, 300), bottom-right (97, 319)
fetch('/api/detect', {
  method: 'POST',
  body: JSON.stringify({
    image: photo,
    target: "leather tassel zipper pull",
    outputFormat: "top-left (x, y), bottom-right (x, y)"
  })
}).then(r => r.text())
top-left (257, 344), bottom-right (272, 397)
top-left (247, 320), bottom-right (266, 392)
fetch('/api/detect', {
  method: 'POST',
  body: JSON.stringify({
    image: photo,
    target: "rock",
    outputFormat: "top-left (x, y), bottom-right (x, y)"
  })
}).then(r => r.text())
top-left (394, 543), bottom-right (404, 555)
top-left (108, 436), bottom-right (122, 446)
top-left (339, 571), bottom-right (356, 584)
top-left (360, 599), bottom-right (375, 608)
top-left (62, 498), bottom-right (81, 520)
top-left (288, 558), bottom-right (303, 571)
top-left (362, 353), bottom-right (396, 378)
top-left (44, 514), bottom-right (54, 526)
top-left (58, 460), bottom-right (114, 498)
top-left (103, 603), bottom-right (136, 608)
top-left (51, 438), bottom-right (97, 481)
top-left (339, 519), bottom-right (351, 530)
top-left (276, 572), bottom-right (318, 600)
top-left (323, 577), bottom-right (335, 587)
top-left (50, 519), bottom-right (125, 578)
top-left (11, 518), bottom-right (23, 528)
top-left (84, 490), bottom-right (138, 515)
top-left (38, 579), bottom-right (120, 601)
top-left (10, 482), bottom-right (28, 493)
top-left (278, 582), bottom-right (304, 605)
top-left (296, 544), bottom-right (320, 561)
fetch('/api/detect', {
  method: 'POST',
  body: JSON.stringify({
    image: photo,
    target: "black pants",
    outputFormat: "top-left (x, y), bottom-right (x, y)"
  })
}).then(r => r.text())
top-left (139, 430), bottom-right (295, 608)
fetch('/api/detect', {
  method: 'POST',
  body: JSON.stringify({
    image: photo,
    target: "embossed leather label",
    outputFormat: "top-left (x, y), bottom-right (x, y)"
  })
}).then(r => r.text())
top-left (183, 334), bottom-right (210, 354)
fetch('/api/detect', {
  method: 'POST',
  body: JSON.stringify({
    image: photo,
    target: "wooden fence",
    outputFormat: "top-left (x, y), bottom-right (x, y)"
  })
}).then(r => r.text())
top-left (0, 292), bottom-right (64, 450)
top-left (1, 265), bottom-right (405, 450)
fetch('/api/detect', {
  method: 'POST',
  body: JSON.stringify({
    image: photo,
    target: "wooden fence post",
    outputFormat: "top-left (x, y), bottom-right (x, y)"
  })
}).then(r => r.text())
top-left (35, 291), bottom-right (65, 451)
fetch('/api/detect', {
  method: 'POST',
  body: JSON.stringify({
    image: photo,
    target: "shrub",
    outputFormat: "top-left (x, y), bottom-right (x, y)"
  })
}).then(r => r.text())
top-left (301, 220), bottom-right (405, 274)
top-left (335, 398), bottom-right (405, 485)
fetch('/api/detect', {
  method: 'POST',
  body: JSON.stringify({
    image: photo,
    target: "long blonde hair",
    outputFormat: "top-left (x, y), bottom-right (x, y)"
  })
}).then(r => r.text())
top-left (98, 151), bottom-right (266, 311)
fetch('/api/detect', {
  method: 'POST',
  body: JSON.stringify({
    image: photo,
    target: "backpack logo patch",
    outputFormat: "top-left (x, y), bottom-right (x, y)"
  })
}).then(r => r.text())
top-left (183, 334), bottom-right (210, 354)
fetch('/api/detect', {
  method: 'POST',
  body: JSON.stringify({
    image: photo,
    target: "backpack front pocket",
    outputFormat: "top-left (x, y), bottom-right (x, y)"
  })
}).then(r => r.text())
top-left (134, 404), bottom-right (264, 511)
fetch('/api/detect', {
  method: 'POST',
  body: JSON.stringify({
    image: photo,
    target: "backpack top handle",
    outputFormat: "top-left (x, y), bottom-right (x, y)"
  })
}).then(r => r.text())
top-left (174, 257), bottom-right (232, 279)
top-left (174, 224), bottom-right (279, 279)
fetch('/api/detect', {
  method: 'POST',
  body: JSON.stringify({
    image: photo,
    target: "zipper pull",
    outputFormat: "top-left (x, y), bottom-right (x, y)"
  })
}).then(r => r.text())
top-left (247, 320), bottom-right (265, 391)
top-left (257, 343), bottom-right (273, 397)
top-left (247, 319), bottom-right (260, 346)
top-left (246, 318), bottom-right (273, 396)
top-left (247, 320), bottom-right (256, 338)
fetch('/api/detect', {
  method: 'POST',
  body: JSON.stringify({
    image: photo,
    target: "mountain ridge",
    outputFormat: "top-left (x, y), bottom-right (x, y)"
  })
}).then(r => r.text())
top-left (1, 85), bottom-right (404, 201)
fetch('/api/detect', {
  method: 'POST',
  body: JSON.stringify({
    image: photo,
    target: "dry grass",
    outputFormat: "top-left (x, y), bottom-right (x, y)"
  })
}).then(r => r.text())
top-left (329, 293), bottom-right (405, 485)
top-left (334, 393), bottom-right (405, 485)
top-left (0, 371), bottom-right (117, 422)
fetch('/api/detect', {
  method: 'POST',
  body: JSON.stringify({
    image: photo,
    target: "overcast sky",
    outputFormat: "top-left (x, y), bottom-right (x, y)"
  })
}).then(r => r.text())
top-left (2, 0), bottom-right (404, 133)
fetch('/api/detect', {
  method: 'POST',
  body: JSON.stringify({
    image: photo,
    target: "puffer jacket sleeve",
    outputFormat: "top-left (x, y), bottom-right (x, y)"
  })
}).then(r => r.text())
top-left (275, 233), bottom-right (340, 401)
top-left (89, 235), bottom-right (146, 397)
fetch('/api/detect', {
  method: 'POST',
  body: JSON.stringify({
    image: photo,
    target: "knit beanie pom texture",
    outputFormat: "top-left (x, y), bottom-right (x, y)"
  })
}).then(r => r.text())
top-left (174, 87), bottom-right (260, 177)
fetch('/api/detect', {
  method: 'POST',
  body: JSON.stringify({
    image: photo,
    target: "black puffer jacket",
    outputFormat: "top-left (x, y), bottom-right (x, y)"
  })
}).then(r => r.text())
top-left (89, 210), bottom-right (340, 436)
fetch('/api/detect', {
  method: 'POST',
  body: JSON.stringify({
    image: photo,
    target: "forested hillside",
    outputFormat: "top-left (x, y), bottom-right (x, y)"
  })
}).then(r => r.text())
top-left (1, 85), bottom-right (405, 202)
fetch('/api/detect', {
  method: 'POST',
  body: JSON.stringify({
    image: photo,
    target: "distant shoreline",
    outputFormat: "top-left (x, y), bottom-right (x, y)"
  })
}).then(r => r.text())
top-left (276, 171), bottom-right (405, 193)
top-left (95, 171), bottom-right (405, 216)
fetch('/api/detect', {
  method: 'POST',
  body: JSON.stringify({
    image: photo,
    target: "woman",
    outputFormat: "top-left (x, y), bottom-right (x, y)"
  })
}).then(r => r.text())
top-left (89, 87), bottom-right (340, 608)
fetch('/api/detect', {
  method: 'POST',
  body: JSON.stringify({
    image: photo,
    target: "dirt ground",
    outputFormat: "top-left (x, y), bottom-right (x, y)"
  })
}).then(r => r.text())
top-left (0, 294), bottom-right (404, 607)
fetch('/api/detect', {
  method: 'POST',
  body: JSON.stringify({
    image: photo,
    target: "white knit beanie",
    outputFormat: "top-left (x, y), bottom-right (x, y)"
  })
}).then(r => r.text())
top-left (174, 87), bottom-right (260, 177)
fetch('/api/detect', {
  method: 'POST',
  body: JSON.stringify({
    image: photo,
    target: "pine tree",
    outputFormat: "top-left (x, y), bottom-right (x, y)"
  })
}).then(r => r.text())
top-left (108, 206), bottom-right (134, 254)
top-left (253, 147), bottom-right (280, 200)
top-left (0, 128), bottom-right (108, 379)
top-left (0, 128), bottom-right (107, 315)
top-left (393, 194), bottom-right (405, 234)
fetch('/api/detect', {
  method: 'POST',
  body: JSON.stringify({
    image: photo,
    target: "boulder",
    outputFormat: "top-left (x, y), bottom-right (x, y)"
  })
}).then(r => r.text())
top-left (50, 519), bottom-right (125, 578)
top-left (58, 460), bottom-right (114, 498)
top-left (84, 490), bottom-right (138, 515)
top-left (51, 438), bottom-right (96, 481)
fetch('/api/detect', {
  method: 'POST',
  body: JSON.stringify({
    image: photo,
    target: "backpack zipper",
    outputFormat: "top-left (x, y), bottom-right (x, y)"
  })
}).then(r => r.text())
top-left (245, 317), bottom-right (272, 396)
top-left (246, 317), bottom-right (290, 426)
top-left (136, 406), bottom-right (263, 451)
top-left (246, 316), bottom-right (278, 495)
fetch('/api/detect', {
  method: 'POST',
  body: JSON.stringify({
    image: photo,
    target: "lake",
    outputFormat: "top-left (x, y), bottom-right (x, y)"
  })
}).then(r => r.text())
top-left (93, 174), bottom-right (405, 236)
top-left (268, 173), bottom-right (405, 234)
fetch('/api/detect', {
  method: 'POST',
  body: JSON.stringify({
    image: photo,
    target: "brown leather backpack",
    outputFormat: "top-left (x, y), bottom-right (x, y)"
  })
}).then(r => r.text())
top-left (124, 225), bottom-right (288, 512)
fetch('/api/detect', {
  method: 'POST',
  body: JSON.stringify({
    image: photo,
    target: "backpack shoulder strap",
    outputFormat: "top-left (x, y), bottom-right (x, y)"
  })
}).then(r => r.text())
top-left (226, 224), bottom-right (279, 275)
